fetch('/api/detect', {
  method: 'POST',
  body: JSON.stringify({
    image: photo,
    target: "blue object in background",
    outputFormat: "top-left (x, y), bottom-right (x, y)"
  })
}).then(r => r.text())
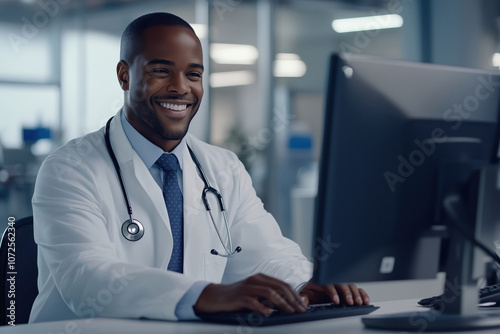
top-left (288, 135), bottom-right (313, 150)
top-left (22, 127), bottom-right (51, 145)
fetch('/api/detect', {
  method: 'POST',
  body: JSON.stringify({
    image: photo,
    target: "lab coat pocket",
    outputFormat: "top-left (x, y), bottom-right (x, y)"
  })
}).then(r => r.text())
top-left (204, 253), bottom-right (227, 283)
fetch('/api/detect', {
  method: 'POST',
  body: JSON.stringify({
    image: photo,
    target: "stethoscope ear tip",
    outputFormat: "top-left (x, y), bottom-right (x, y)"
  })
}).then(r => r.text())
top-left (210, 246), bottom-right (241, 257)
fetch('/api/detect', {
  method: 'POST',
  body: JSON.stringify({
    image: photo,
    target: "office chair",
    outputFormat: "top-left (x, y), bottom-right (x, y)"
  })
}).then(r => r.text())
top-left (0, 216), bottom-right (38, 326)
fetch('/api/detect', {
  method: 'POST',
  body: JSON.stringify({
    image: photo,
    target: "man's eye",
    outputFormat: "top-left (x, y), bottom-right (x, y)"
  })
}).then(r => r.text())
top-left (187, 72), bottom-right (202, 78)
top-left (152, 68), bottom-right (169, 74)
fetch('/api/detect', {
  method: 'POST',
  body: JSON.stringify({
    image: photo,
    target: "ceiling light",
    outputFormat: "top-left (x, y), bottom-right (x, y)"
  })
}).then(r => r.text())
top-left (492, 53), bottom-right (500, 68)
top-left (210, 71), bottom-right (255, 88)
top-left (274, 53), bottom-right (307, 77)
top-left (210, 43), bottom-right (259, 65)
top-left (332, 14), bottom-right (403, 33)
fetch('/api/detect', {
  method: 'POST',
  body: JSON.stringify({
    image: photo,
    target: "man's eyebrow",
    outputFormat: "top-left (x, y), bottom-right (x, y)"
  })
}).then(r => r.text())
top-left (147, 59), bottom-right (174, 66)
top-left (189, 63), bottom-right (204, 71)
top-left (147, 59), bottom-right (204, 71)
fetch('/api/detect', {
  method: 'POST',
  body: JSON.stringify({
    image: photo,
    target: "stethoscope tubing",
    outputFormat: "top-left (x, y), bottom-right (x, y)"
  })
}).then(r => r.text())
top-left (106, 118), bottom-right (145, 241)
top-left (105, 118), bottom-right (133, 219)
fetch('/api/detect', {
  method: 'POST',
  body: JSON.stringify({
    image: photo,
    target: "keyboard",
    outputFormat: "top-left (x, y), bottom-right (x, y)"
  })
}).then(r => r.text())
top-left (196, 303), bottom-right (379, 327)
top-left (418, 282), bottom-right (500, 307)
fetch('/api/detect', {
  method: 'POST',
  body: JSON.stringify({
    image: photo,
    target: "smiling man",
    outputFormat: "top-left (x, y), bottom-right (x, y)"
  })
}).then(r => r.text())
top-left (118, 21), bottom-right (204, 152)
top-left (29, 12), bottom-right (369, 323)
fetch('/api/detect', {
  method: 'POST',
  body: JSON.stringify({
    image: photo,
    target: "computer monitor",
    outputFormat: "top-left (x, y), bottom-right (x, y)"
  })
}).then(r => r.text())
top-left (312, 53), bottom-right (500, 331)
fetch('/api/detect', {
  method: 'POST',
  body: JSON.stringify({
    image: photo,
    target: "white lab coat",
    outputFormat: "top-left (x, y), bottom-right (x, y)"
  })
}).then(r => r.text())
top-left (29, 112), bottom-right (313, 323)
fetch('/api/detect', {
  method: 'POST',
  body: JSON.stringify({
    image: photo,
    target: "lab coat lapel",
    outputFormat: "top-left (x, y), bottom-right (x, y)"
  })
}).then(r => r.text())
top-left (108, 114), bottom-right (173, 267)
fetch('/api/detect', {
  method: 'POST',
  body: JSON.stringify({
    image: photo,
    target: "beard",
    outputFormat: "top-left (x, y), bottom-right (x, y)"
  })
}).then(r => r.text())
top-left (134, 97), bottom-right (199, 141)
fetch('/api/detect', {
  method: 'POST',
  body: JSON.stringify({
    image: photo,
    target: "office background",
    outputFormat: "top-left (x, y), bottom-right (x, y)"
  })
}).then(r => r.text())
top-left (0, 0), bottom-right (499, 299)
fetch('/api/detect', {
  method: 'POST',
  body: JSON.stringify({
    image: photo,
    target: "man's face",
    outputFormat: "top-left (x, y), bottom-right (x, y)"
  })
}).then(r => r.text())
top-left (119, 25), bottom-right (204, 151)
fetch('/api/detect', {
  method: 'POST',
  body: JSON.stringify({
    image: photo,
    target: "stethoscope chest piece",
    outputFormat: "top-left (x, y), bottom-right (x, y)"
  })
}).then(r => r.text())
top-left (121, 219), bottom-right (144, 241)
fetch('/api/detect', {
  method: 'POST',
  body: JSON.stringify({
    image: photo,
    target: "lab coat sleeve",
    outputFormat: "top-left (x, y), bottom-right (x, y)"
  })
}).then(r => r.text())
top-left (221, 154), bottom-right (313, 287)
top-left (32, 150), bottom-right (196, 321)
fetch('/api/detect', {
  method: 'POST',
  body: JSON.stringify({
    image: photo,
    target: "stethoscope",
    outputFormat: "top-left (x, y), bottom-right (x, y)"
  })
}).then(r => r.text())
top-left (104, 117), bottom-right (242, 257)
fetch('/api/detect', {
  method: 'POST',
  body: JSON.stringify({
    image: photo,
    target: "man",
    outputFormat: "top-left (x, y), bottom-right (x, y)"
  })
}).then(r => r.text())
top-left (29, 12), bottom-right (369, 323)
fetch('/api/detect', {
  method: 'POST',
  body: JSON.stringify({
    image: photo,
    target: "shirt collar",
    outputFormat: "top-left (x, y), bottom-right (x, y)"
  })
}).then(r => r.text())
top-left (120, 110), bottom-right (185, 170)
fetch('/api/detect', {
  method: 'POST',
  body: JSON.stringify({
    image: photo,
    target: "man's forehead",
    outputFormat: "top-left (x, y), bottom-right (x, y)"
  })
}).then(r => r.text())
top-left (126, 25), bottom-right (202, 67)
top-left (141, 26), bottom-right (201, 53)
top-left (142, 25), bottom-right (199, 44)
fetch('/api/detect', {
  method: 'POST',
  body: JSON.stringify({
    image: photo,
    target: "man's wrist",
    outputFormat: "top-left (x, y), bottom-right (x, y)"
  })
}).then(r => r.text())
top-left (193, 283), bottom-right (218, 314)
top-left (175, 281), bottom-right (212, 320)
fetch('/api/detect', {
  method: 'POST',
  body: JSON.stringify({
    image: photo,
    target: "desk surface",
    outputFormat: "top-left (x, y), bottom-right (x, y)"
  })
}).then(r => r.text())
top-left (3, 299), bottom-right (500, 334)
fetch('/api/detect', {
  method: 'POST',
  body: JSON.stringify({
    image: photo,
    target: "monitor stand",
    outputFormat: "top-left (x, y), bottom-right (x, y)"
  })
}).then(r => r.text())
top-left (362, 166), bottom-right (500, 332)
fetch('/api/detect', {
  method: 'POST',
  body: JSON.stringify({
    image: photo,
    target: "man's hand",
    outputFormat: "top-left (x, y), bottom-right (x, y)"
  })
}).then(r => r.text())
top-left (193, 273), bottom-right (308, 316)
top-left (193, 274), bottom-right (371, 316)
top-left (299, 281), bottom-right (370, 306)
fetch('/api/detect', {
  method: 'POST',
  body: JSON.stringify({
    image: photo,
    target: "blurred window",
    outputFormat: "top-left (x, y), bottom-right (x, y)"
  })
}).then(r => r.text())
top-left (0, 22), bottom-right (53, 83)
top-left (0, 84), bottom-right (59, 148)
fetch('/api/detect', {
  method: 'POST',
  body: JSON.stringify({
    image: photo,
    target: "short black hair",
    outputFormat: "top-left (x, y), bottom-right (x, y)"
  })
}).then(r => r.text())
top-left (120, 12), bottom-right (195, 64)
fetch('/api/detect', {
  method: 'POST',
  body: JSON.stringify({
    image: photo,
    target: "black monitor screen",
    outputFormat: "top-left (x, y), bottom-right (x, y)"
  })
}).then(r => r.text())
top-left (313, 53), bottom-right (500, 284)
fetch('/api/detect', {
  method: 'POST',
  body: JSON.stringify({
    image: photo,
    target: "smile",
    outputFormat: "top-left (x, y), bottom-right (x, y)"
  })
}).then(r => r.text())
top-left (159, 102), bottom-right (188, 111)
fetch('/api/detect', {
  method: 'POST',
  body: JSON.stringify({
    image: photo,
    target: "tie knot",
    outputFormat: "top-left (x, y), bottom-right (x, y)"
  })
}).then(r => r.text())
top-left (155, 153), bottom-right (179, 172)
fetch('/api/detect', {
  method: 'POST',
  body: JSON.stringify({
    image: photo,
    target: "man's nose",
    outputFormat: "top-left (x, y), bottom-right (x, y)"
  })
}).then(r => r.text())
top-left (167, 73), bottom-right (190, 94)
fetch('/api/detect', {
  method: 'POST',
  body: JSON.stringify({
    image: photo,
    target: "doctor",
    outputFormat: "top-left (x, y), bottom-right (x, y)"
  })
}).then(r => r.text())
top-left (30, 12), bottom-right (369, 323)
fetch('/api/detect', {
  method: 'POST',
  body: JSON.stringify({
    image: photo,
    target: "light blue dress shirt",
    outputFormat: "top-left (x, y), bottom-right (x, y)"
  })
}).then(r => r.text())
top-left (120, 110), bottom-right (209, 320)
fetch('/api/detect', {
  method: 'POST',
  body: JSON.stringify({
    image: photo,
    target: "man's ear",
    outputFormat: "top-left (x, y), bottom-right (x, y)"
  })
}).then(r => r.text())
top-left (117, 60), bottom-right (130, 91)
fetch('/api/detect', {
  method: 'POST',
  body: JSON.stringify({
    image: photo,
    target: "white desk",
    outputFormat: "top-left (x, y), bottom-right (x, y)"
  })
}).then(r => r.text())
top-left (3, 299), bottom-right (500, 334)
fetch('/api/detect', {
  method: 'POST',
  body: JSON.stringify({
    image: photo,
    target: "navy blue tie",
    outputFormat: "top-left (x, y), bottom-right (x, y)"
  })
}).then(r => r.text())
top-left (155, 153), bottom-right (183, 273)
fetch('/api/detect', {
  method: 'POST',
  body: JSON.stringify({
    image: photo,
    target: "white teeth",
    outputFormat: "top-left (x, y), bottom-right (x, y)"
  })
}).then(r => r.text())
top-left (160, 102), bottom-right (187, 111)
